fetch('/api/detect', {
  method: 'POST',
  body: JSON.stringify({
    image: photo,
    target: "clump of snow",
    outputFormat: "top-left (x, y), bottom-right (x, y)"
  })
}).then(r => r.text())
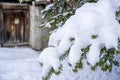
top-left (41, 3), bottom-right (54, 13)
top-left (87, 40), bottom-right (101, 66)
top-left (39, 47), bottom-right (60, 77)
top-left (39, 0), bottom-right (120, 78)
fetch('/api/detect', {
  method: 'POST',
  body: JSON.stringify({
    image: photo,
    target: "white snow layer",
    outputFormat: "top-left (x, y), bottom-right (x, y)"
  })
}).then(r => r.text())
top-left (0, 48), bottom-right (120, 80)
top-left (39, 0), bottom-right (120, 78)
top-left (0, 48), bottom-right (42, 80)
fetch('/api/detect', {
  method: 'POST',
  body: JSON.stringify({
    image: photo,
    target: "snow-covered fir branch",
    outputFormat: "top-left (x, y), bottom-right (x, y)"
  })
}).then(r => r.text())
top-left (39, 0), bottom-right (120, 80)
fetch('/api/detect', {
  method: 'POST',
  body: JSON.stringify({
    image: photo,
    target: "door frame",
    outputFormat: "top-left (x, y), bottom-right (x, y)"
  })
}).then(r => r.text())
top-left (0, 4), bottom-right (30, 45)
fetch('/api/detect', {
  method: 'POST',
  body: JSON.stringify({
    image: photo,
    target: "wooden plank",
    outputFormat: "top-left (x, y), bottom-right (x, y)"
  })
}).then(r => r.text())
top-left (3, 42), bottom-right (29, 47)
top-left (3, 9), bottom-right (27, 13)
top-left (0, 7), bottom-right (4, 43)
top-left (1, 4), bottom-right (29, 10)
top-left (0, 4), bottom-right (2, 8)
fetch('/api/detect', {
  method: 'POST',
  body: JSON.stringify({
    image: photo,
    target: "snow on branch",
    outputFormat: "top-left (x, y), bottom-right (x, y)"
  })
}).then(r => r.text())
top-left (39, 0), bottom-right (120, 79)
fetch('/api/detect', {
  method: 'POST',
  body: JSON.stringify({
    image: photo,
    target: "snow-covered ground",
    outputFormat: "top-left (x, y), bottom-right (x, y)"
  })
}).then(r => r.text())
top-left (0, 48), bottom-right (120, 80)
top-left (0, 48), bottom-right (42, 80)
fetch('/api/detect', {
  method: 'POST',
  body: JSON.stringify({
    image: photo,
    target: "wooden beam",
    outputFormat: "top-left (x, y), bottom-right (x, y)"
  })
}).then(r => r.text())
top-left (1, 3), bottom-right (29, 10)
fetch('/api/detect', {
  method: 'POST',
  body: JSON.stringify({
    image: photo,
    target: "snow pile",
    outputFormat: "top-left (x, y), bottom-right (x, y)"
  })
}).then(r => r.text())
top-left (39, 0), bottom-right (120, 78)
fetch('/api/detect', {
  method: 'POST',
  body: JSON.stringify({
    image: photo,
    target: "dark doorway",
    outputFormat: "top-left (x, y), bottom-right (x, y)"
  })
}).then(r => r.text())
top-left (3, 10), bottom-right (29, 44)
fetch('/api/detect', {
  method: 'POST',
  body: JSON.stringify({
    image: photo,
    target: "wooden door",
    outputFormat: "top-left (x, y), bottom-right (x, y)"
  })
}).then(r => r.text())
top-left (3, 10), bottom-right (29, 43)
